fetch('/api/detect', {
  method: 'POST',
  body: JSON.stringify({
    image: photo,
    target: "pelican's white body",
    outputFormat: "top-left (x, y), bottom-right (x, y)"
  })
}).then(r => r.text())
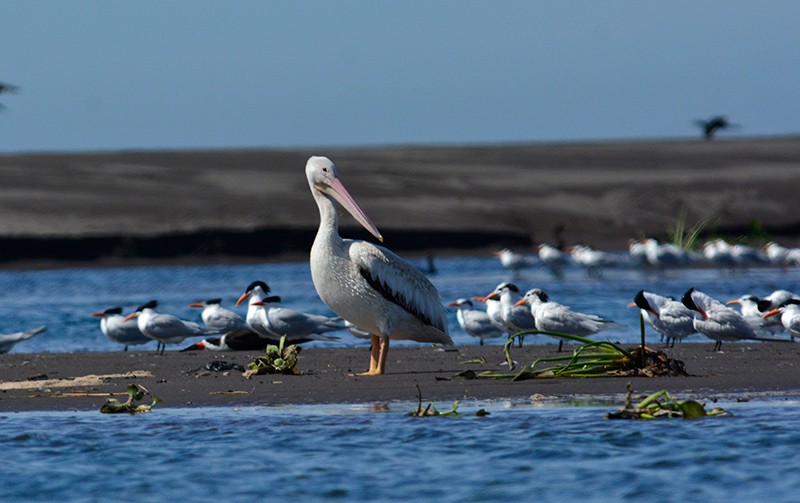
top-left (306, 156), bottom-right (451, 347)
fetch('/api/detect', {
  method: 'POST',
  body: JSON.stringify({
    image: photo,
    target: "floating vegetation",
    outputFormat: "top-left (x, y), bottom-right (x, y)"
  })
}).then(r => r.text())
top-left (407, 384), bottom-right (489, 417)
top-left (606, 383), bottom-right (730, 420)
top-left (100, 384), bottom-right (160, 414)
top-left (243, 336), bottom-right (300, 378)
top-left (477, 328), bottom-right (687, 381)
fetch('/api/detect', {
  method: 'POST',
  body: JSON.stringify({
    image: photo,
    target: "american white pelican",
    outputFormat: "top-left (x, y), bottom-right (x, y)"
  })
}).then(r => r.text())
top-left (306, 156), bottom-right (452, 375)
top-left (448, 298), bottom-right (504, 345)
top-left (515, 288), bottom-right (619, 351)
top-left (125, 300), bottom-right (221, 354)
top-left (236, 281), bottom-right (341, 344)
top-left (92, 307), bottom-right (151, 351)
top-left (0, 326), bottom-right (46, 354)
top-left (681, 288), bottom-right (763, 351)
top-left (630, 290), bottom-right (696, 347)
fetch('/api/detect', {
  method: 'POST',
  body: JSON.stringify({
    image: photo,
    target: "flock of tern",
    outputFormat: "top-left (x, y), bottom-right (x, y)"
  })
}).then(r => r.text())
top-left (4, 156), bottom-right (800, 372)
top-left (496, 238), bottom-right (800, 278)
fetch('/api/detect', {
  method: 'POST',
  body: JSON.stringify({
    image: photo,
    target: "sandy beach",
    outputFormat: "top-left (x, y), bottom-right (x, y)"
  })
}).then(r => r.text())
top-left (2, 342), bottom-right (800, 412)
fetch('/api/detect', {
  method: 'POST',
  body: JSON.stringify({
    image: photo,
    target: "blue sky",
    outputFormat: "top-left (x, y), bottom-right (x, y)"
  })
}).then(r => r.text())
top-left (1, 1), bottom-right (798, 153)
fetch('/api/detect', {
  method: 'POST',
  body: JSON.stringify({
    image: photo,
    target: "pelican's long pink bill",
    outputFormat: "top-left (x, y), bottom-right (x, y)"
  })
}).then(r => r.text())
top-left (323, 176), bottom-right (383, 242)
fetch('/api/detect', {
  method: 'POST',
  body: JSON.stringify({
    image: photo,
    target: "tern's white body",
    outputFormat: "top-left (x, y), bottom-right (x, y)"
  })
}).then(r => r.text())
top-left (496, 248), bottom-right (533, 273)
top-left (449, 299), bottom-right (504, 344)
top-left (682, 288), bottom-right (763, 350)
top-left (632, 291), bottom-right (696, 346)
top-left (641, 239), bottom-right (688, 268)
top-left (306, 156), bottom-right (451, 375)
top-left (764, 302), bottom-right (800, 338)
top-left (98, 312), bottom-right (150, 349)
top-left (517, 289), bottom-right (619, 350)
top-left (726, 294), bottom-right (784, 335)
top-left (482, 282), bottom-right (535, 346)
top-left (0, 326), bottom-right (46, 354)
top-left (132, 306), bottom-right (220, 353)
top-left (569, 244), bottom-right (614, 276)
top-left (238, 283), bottom-right (340, 343)
top-left (195, 301), bottom-right (249, 332)
top-left (480, 297), bottom-right (508, 333)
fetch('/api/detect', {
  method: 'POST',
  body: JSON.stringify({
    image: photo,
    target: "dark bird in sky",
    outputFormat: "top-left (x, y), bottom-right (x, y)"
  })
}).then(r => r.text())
top-left (0, 82), bottom-right (20, 112)
top-left (0, 82), bottom-right (19, 94)
top-left (694, 116), bottom-right (739, 140)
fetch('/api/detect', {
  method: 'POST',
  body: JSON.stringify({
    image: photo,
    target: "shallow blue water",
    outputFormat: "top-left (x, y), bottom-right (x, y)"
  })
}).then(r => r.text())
top-left (2, 255), bottom-right (800, 353)
top-left (2, 399), bottom-right (799, 502)
top-left (3, 257), bottom-right (800, 501)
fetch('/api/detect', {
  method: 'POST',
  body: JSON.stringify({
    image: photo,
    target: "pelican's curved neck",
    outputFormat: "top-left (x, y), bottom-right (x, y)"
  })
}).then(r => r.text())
top-left (313, 191), bottom-right (342, 246)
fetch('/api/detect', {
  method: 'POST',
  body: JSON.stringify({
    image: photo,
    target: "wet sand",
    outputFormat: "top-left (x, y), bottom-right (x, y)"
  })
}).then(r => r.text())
top-left (2, 342), bottom-right (799, 412)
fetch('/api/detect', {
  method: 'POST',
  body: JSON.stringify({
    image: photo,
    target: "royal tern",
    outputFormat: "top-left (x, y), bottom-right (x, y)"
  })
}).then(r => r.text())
top-left (472, 295), bottom-right (511, 334)
top-left (681, 288), bottom-right (762, 351)
top-left (180, 330), bottom-right (270, 351)
top-left (640, 238), bottom-right (689, 268)
top-left (627, 239), bottom-right (649, 268)
top-left (756, 290), bottom-right (800, 312)
top-left (495, 248), bottom-right (534, 275)
top-left (125, 300), bottom-right (221, 354)
top-left (189, 298), bottom-right (249, 332)
top-left (0, 326), bottom-right (46, 354)
top-left (515, 288), bottom-right (619, 351)
top-left (479, 282), bottom-right (536, 347)
top-left (536, 243), bottom-right (569, 277)
top-left (568, 244), bottom-right (614, 277)
top-left (763, 299), bottom-right (800, 339)
top-left (725, 294), bottom-right (784, 335)
top-left (701, 239), bottom-right (736, 268)
top-left (236, 281), bottom-right (342, 344)
top-left (448, 298), bottom-right (504, 345)
top-left (630, 291), bottom-right (696, 347)
top-left (763, 242), bottom-right (792, 268)
top-left (306, 156), bottom-right (452, 375)
top-left (91, 307), bottom-right (151, 351)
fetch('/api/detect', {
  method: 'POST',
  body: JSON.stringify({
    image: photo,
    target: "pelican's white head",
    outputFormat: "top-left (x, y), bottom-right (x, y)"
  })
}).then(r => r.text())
top-left (305, 156), bottom-right (382, 242)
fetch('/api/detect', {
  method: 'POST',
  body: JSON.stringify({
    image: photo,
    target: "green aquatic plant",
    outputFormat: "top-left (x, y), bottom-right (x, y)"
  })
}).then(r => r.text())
top-left (407, 384), bottom-right (489, 417)
top-left (667, 208), bottom-right (719, 251)
top-left (478, 319), bottom-right (686, 381)
top-left (100, 384), bottom-right (160, 414)
top-left (606, 383), bottom-right (730, 420)
top-left (244, 335), bottom-right (300, 378)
